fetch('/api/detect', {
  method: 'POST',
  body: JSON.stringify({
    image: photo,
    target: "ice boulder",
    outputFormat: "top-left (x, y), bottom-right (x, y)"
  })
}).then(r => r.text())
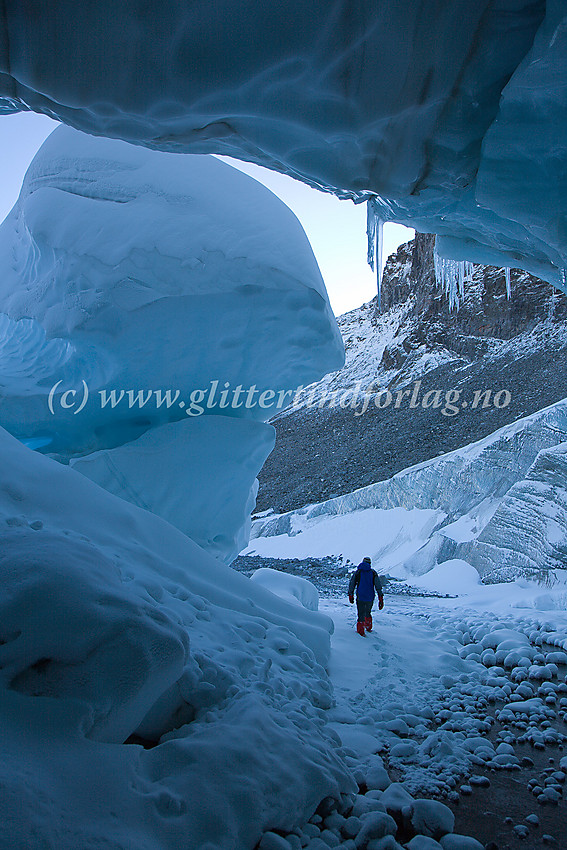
top-left (0, 125), bottom-right (343, 559)
top-left (250, 568), bottom-right (319, 612)
top-left (0, 125), bottom-right (343, 455)
top-left (71, 416), bottom-right (275, 564)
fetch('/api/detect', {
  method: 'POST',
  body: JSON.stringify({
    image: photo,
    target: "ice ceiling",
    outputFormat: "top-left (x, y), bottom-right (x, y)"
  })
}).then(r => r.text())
top-left (1, 0), bottom-right (565, 287)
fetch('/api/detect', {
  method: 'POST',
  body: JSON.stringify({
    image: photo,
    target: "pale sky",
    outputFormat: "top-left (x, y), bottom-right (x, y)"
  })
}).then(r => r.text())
top-left (0, 111), bottom-right (413, 316)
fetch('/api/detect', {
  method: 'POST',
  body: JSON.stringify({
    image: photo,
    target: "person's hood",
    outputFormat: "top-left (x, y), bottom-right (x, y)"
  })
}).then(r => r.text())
top-left (358, 561), bottom-right (372, 571)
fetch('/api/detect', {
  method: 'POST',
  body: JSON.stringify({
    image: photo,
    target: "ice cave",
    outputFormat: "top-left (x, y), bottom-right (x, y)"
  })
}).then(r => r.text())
top-left (0, 2), bottom-right (567, 849)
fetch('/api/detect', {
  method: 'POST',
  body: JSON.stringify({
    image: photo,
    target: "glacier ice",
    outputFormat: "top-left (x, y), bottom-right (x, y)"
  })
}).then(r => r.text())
top-left (463, 442), bottom-right (567, 579)
top-left (0, 2), bottom-right (565, 285)
top-left (0, 125), bottom-right (343, 454)
top-left (0, 125), bottom-right (343, 560)
top-left (0, 426), bottom-right (354, 848)
top-left (252, 400), bottom-right (567, 539)
top-left (250, 399), bottom-right (567, 581)
top-left (71, 416), bottom-right (275, 564)
top-left (2, 4), bottom-right (567, 845)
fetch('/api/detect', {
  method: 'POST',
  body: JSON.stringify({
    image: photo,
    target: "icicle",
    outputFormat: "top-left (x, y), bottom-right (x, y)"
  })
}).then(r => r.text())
top-left (560, 268), bottom-right (567, 293)
top-left (504, 267), bottom-right (511, 299)
top-left (376, 217), bottom-right (384, 308)
top-left (366, 200), bottom-right (376, 272)
top-left (433, 238), bottom-right (474, 311)
top-left (366, 200), bottom-right (384, 307)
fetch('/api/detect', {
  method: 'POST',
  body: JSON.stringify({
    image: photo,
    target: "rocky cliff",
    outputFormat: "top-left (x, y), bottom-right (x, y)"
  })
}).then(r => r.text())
top-left (256, 237), bottom-right (567, 514)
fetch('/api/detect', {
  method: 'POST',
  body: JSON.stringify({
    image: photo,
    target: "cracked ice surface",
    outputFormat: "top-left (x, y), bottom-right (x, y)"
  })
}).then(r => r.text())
top-left (1, 1), bottom-right (565, 284)
top-left (0, 125), bottom-right (343, 560)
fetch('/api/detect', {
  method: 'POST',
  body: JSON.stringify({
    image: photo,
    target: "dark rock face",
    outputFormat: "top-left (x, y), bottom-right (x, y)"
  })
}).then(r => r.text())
top-left (255, 236), bottom-right (567, 516)
top-left (378, 234), bottom-right (567, 357)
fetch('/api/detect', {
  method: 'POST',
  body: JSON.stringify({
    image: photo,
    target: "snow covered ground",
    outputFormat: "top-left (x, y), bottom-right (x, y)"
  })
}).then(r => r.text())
top-left (240, 403), bottom-right (567, 847)
top-left (3, 413), bottom-right (565, 848)
top-left (328, 596), bottom-right (567, 848)
top-left (248, 566), bottom-right (567, 849)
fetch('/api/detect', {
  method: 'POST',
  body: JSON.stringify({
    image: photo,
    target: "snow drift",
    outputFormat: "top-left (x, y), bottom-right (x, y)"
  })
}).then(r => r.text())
top-left (0, 425), bottom-right (354, 849)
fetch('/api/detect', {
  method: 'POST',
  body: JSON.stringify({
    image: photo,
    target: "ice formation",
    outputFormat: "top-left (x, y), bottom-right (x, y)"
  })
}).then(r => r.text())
top-left (2, 4), bottom-right (567, 846)
top-left (432, 250), bottom-right (475, 312)
top-left (248, 399), bottom-right (567, 582)
top-left (465, 442), bottom-right (567, 579)
top-left (250, 568), bottom-right (320, 612)
top-left (0, 125), bottom-right (343, 560)
top-left (0, 426), bottom-right (353, 848)
top-left (0, 2), bottom-right (565, 288)
top-left (71, 417), bottom-right (275, 564)
top-left (366, 203), bottom-right (384, 305)
top-left (0, 125), bottom-right (342, 451)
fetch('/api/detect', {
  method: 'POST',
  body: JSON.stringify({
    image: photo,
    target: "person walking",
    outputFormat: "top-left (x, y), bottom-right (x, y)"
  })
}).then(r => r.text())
top-left (348, 556), bottom-right (384, 636)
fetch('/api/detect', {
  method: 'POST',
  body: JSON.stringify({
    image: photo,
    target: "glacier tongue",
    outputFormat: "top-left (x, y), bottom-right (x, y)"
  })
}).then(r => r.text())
top-left (462, 442), bottom-right (567, 581)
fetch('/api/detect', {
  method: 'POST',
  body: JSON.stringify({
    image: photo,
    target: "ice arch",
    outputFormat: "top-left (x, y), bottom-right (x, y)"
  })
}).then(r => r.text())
top-left (0, 125), bottom-right (343, 561)
top-left (0, 0), bottom-right (565, 285)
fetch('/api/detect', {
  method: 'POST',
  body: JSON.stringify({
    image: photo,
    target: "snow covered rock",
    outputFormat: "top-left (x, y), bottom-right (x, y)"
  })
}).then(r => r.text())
top-left (440, 836), bottom-right (484, 850)
top-left (250, 568), bottom-right (319, 611)
top-left (405, 837), bottom-right (443, 850)
top-left (365, 763), bottom-right (392, 792)
top-left (380, 783), bottom-right (414, 816)
top-left (409, 800), bottom-right (455, 841)
top-left (353, 811), bottom-right (397, 846)
top-left (258, 832), bottom-right (294, 850)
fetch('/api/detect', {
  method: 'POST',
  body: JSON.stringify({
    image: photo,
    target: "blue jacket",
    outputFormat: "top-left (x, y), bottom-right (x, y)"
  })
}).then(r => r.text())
top-left (348, 561), bottom-right (383, 602)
